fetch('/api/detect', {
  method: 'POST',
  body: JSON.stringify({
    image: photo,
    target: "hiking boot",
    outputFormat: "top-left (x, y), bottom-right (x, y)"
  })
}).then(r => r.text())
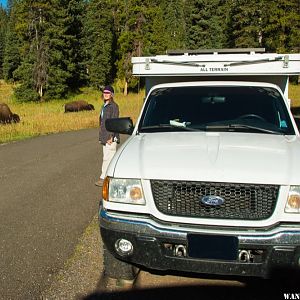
top-left (95, 179), bottom-right (104, 187)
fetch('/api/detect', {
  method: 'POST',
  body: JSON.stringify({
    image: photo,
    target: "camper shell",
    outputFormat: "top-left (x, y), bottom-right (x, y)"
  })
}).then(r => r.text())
top-left (132, 48), bottom-right (300, 98)
top-left (99, 49), bottom-right (300, 281)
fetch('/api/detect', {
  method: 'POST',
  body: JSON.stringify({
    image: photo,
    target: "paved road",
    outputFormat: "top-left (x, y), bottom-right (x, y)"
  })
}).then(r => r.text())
top-left (0, 128), bottom-right (102, 299)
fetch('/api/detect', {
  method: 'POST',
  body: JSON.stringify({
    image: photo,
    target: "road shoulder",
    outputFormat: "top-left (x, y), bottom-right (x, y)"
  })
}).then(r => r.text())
top-left (41, 215), bottom-right (102, 299)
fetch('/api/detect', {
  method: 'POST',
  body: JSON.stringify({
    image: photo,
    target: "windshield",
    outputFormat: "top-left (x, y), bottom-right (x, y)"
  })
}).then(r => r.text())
top-left (139, 86), bottom-right (295, 135)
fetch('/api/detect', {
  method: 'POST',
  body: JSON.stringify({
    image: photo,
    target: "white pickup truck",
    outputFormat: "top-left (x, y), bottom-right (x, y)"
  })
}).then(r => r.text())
top-left (99, 49), bottom-right (300, 280)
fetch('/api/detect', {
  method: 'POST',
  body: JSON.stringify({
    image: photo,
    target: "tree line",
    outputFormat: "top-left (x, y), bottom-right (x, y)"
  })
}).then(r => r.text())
top-left (0, 0), bottom-right (299, 102)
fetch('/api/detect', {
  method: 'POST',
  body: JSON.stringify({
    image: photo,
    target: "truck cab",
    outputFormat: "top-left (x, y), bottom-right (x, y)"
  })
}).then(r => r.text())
top-left (99, 49), bottom-right (300, 280)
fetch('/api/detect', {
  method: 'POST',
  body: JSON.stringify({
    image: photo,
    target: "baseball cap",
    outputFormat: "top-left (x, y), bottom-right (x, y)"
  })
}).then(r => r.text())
top-left (103, 85), bottom-right (114, 94)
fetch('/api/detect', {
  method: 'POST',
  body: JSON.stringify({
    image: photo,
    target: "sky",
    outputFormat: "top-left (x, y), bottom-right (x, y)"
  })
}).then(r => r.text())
top-left (0, 0), bottom-right (7, 8)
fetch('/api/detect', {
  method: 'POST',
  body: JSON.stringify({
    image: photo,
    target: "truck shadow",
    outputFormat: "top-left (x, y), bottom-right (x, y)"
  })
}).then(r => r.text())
top-left (83, 267), bottom-right (300, 300)
top-left (82, 284), bottom-right (292, 300)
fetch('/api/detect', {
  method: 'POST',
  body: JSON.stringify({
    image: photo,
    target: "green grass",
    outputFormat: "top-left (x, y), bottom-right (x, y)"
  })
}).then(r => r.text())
top-left (0, 81), bottom-right (144, 144)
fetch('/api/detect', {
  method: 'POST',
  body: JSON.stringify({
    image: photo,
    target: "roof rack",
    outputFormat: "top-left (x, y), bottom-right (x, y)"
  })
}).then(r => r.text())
top-left (166, 48), bottom-right (266, 55)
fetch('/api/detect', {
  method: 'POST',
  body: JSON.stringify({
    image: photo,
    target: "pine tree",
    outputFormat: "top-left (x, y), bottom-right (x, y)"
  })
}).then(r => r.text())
top-left (2, 1), bottom-right (21, 82)
top-left (143, 0), bottom-right (187, 55)
top-left (143, 5), bottom-right (168, 55)
top-left (12, 0), bottom-right (86, 101)
top-left (117, 0), bottom-right (144, 93)
top-left (289, 0), bottom-right (300, 52)
top-left (13, 0), bottom-right (52, 100)
top-left (7, 0), bottom-right (14, 12)
top-left (45, 0), bottom-right (85, 99)
top-left (0, 6), bottom-right (8, 79)
top-left (161, 0), bottom-right (187, 51)
top-left (187, 0), bottom-right (229, 49)
top-left (264, 0), bottom-right (300, 52)
top-left (114, 0), bottom-right (163, 94)
top-left (60, 0), bottom-right (86, 90)
top-left (82, 0), bottom-right (114, 89)
top-left (228, 0), bottom-right (265, 48)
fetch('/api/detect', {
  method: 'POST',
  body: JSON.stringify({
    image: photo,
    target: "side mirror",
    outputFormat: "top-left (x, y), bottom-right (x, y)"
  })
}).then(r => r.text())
top-left (105, 117), bottom-right (134, 135)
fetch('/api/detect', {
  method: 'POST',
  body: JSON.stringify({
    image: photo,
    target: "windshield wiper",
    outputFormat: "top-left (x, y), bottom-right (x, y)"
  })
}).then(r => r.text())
top-left (140, 122), bottom-right (203, 132)
top-left (206, 124), bottom-right (283, 134)
top-left (141, 122), bottom-right (283, 134)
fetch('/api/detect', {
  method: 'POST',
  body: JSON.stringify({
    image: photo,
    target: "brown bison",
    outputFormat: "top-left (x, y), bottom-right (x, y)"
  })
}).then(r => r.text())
top-left (64, 100), bottom-right (95, 113)
top-left (0, 103), bottom-right (20, 124)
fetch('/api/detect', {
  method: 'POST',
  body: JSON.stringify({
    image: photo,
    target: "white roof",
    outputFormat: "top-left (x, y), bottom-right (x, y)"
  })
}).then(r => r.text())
top-left (132, 50), bottom-right (300, 77)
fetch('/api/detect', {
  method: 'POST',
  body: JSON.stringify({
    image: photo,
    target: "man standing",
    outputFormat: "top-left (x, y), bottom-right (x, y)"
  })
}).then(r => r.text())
top-left (95, 85), bottom-right (119, 187)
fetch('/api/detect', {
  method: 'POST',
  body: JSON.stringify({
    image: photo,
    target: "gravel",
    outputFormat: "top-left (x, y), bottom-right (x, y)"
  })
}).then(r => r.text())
top-left (41, 215), bottom-right (103, 300)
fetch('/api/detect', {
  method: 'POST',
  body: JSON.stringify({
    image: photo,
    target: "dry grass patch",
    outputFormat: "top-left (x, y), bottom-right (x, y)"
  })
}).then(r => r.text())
top-left (0, 80), bottom-right (14, 100)
top-left (0, 81), bottom-right (144, 144)
top-left (289, 84), bottom-right (300, 107)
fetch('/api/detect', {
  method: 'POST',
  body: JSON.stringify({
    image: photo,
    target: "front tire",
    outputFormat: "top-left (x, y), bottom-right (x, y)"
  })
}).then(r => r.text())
top-left (103, 244), bottom-right (138, 280)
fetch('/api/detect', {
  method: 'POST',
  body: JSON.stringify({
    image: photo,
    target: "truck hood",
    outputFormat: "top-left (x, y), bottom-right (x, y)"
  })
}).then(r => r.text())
top-left (113, 132), bottom-right (300, 185)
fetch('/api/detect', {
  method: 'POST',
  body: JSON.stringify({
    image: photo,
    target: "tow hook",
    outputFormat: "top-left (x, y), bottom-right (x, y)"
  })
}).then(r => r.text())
top-left (238, 250), bottom-right (253, 263)
top-left (174, 244), bottom-right (187, 257)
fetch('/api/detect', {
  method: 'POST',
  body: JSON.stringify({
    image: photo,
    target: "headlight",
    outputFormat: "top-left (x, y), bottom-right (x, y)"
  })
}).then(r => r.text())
top-left (285, 186), bottom-right (300, 213)
top-left (103, 177), bottom-right (145, 205)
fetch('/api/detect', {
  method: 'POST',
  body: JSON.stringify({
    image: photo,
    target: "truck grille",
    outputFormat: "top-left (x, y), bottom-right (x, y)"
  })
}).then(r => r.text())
top-left (151, 180), bottom-right (279, 220)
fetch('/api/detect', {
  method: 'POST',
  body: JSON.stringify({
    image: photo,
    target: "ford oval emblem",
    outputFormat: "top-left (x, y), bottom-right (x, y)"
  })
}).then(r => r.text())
top-left (201, 195), bottom-right (225, 206)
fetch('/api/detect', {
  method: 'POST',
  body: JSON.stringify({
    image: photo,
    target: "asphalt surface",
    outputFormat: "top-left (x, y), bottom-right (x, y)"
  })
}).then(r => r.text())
top-left (0, 128), bottom-right (102, 299)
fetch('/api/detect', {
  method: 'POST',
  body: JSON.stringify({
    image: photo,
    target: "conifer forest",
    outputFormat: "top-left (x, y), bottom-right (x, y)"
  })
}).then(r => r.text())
top-left (0, 0), bottom-right (299, 101)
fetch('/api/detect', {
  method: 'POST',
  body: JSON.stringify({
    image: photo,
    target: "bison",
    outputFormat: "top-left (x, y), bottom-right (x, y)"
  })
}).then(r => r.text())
top-left (64, 100), bottom-right (95, 113)
top-left (0, 103), bottom-right (20, 124)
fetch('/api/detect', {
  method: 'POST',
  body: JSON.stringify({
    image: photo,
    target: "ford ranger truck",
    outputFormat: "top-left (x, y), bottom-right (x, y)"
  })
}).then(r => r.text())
top-left (99, 50), bottom-right (300, 281)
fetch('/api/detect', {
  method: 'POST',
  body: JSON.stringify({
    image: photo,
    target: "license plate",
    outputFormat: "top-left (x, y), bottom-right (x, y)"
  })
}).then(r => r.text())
top-left (187, 234), bottom-right (238, 260)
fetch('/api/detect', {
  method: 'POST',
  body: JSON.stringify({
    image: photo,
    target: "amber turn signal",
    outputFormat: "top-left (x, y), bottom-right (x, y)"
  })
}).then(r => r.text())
top-left (102, 177), bottom-right (110, 201)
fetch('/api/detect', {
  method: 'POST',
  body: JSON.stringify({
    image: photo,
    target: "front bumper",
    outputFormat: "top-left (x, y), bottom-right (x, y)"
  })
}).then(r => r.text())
top-left (99, 209), bottom-right (300, 279)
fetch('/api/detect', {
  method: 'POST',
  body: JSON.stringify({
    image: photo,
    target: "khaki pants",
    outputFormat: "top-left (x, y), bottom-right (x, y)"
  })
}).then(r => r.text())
top-left (100, 142), bottom-right (117, 179)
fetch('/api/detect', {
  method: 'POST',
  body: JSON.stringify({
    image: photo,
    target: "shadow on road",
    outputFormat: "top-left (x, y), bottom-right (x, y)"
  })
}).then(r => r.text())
top-left (82, 268), bottom-right (300, 300)
top-left (82, 283), bottom-right (297, 300)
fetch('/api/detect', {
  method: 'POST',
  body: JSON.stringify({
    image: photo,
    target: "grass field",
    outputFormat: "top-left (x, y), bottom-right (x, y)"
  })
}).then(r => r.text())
top-left (1, 80), bottom-right (300, 144)
top-left (0, 80), bottom-right (144, 144)
top-left (289, 83), bottom-right (300, 107)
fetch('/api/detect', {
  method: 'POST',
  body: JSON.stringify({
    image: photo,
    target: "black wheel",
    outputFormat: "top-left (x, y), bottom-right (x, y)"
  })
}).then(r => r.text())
top-left (238, 114), bottom-right (266, 122)
top-left (103, 244), bottom-right (138, 280)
